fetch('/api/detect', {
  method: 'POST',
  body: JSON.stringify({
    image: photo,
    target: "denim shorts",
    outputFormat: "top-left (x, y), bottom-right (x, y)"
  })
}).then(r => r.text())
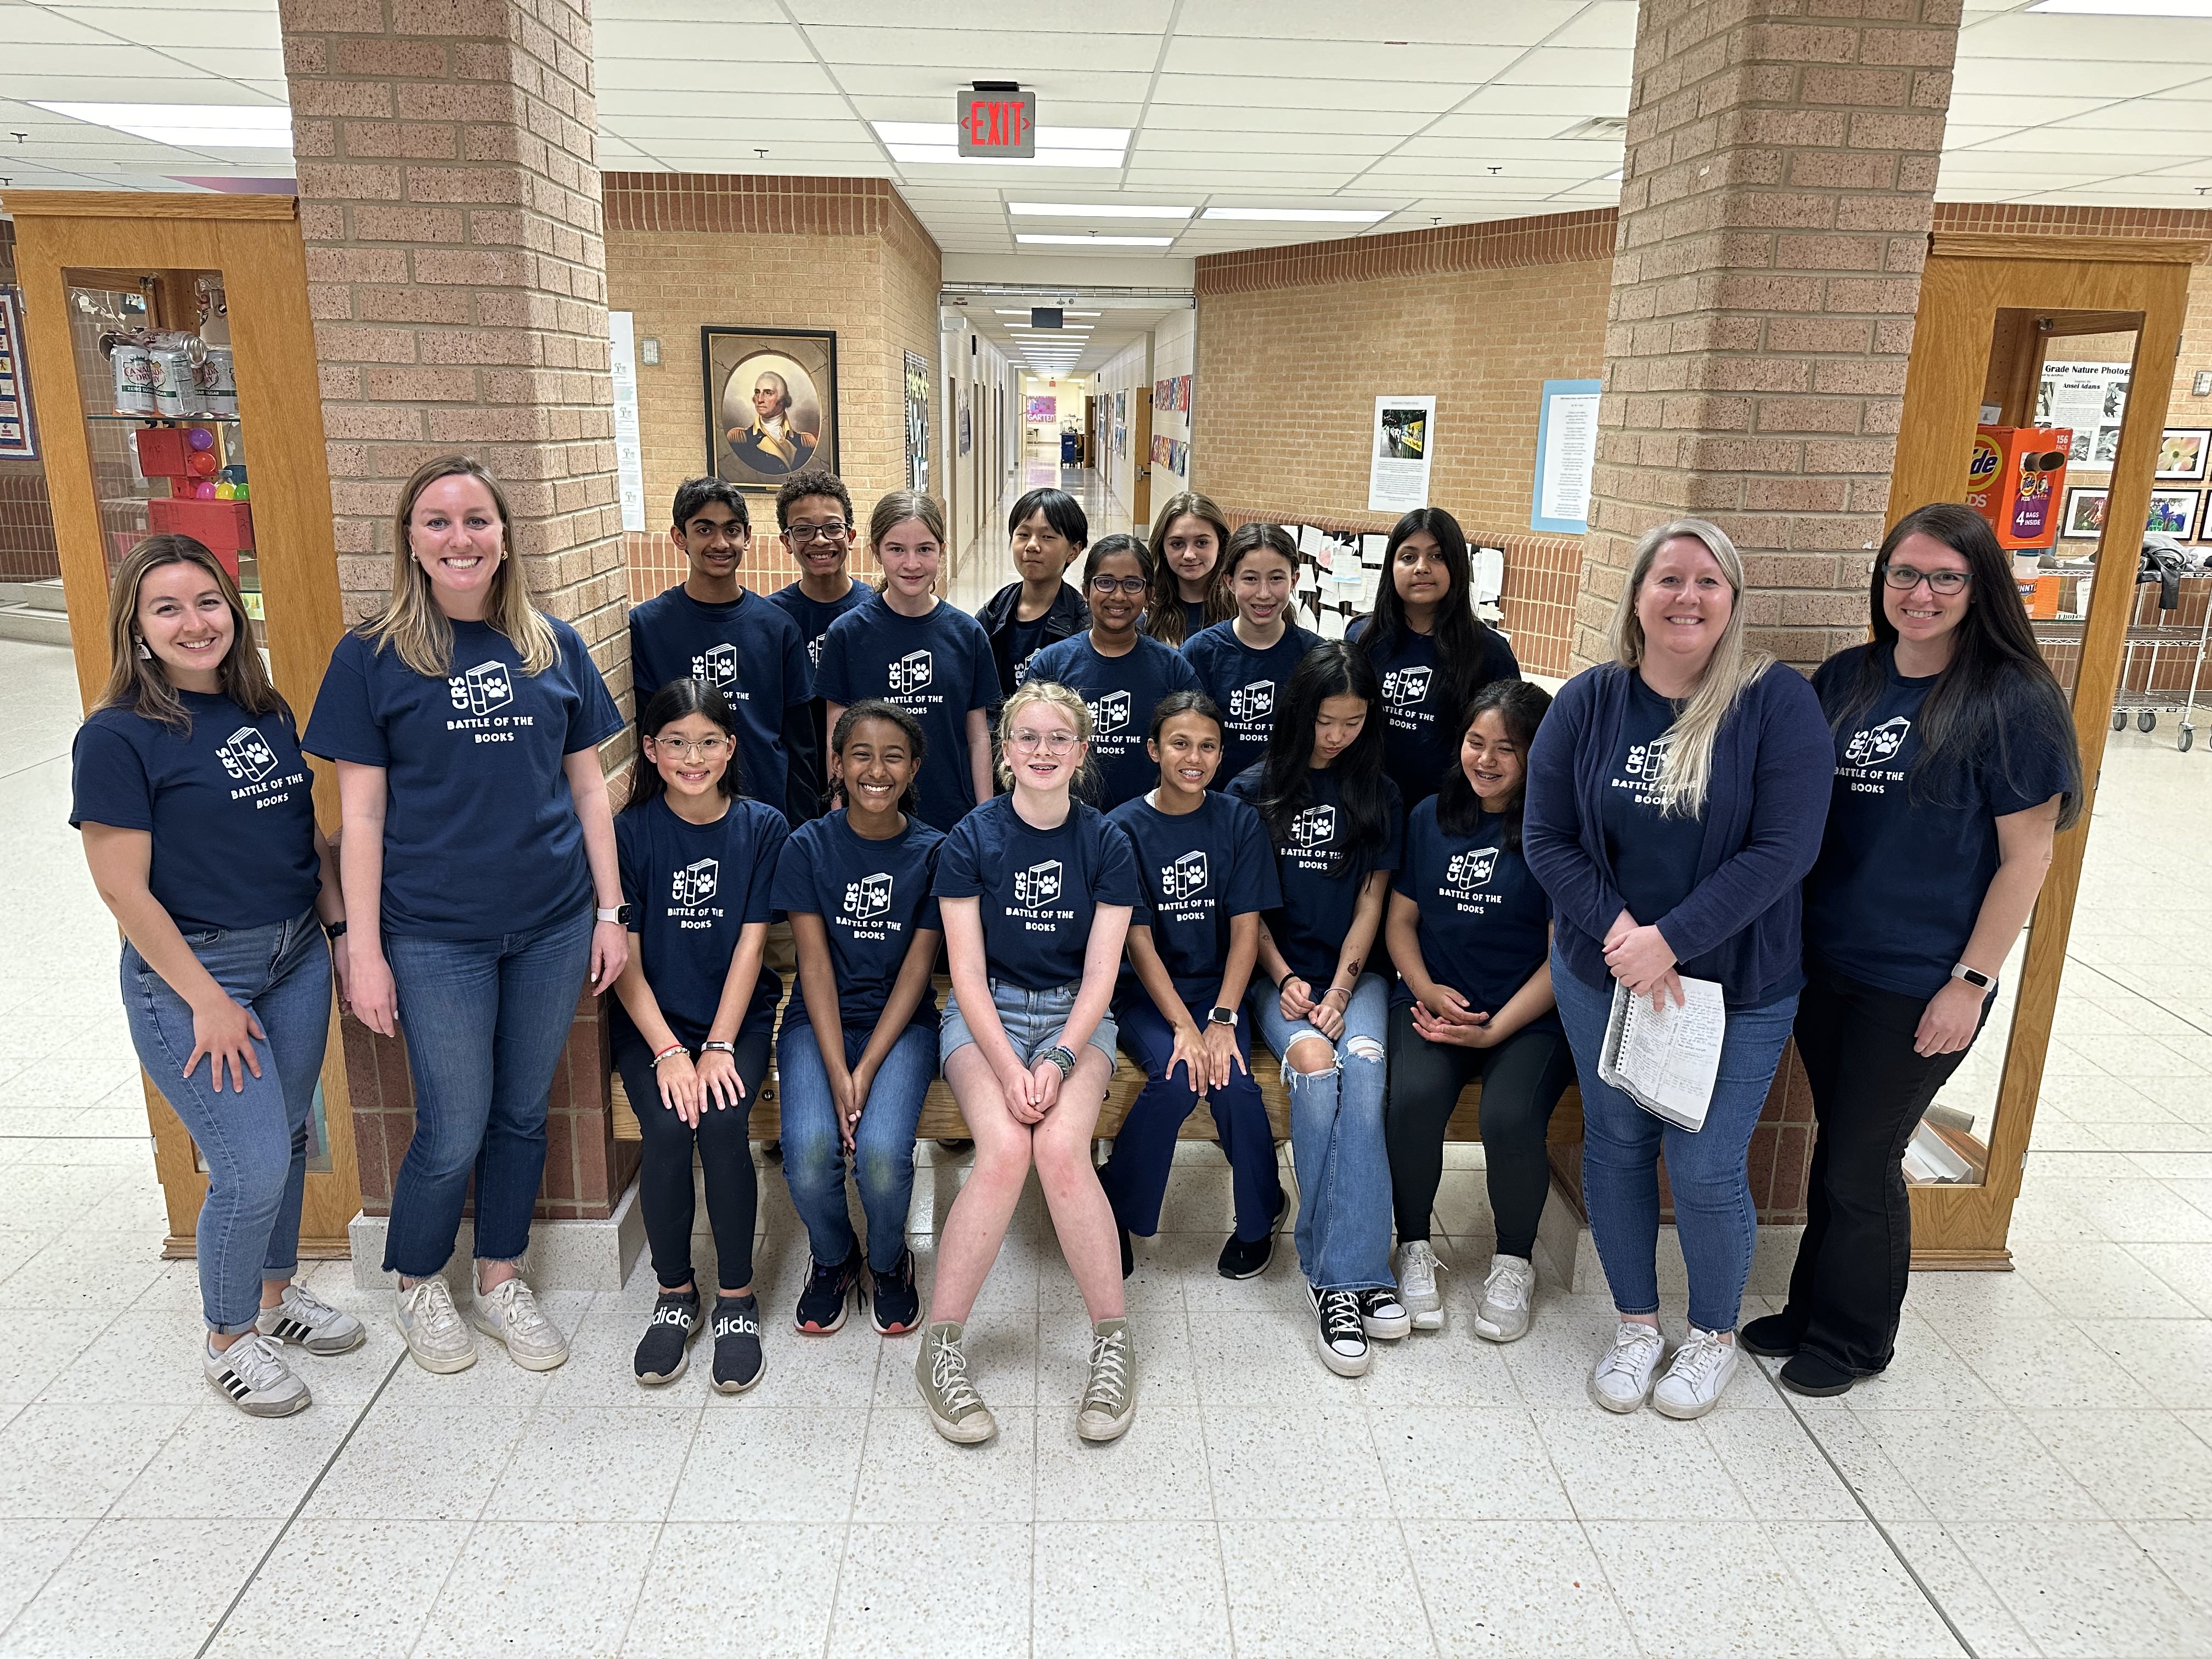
top-left (940, 978), bottom-right (1119, 1075)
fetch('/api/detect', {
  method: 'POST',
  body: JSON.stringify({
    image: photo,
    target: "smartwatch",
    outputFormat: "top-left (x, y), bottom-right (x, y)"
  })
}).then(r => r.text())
top-left (1950, 962), bottom-right (1994, 991)
top-left (596, 904), bottom-right (635, 926)
top-left (1206, 1006), bottom-right (1237, 1028)
top-left (699, 1040), bottom-right (736, 1057)
top-left (323, 918), bottom-right (348, 942)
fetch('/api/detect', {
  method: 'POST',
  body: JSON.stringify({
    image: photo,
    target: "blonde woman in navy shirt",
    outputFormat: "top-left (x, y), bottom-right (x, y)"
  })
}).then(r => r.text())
top-left (916, 682), bottom-right (1142, 1447)
top-left (74, 536), bottom-right (358, 1417)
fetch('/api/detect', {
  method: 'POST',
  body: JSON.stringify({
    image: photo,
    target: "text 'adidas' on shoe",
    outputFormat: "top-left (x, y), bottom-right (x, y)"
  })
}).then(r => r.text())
top-left (396, 1277), bottom-right (476, 1374)
top-left (634, 1289), bottom-right (700, 1385)
top-left (205, 1333), bottom-right (311, 1417)
top-left (712, 1296), bottom-right (764, 1393)
top-left (256, 1285), bottom-right (366, 1355)
top-left (1589, 1320), bottom-right (1666, 1413)
top-left (471, 1277), bottom-right (569, 1372)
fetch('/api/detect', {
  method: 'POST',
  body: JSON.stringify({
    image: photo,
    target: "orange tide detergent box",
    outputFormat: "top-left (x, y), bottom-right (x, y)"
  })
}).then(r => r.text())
top-left (1966, 425), bottom-right (2072, 550)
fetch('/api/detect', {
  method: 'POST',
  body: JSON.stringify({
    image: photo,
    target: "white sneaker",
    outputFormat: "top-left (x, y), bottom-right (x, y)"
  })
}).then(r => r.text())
top-left (256, 1284), bottom-right (366, 1355)
top-left (1396, 1241), bottom-right (1446, 1331)
top-left (1588, 1319), bottom-right (1667, 1413)
top-left (205, 1333), bottom-right (311, 1417)
top-left (1651, 1326), bottom-right (1738, 1419)
top-left (1472, 1255), bottom-right (1537, 1344)
top-left (396, 1277), bottom-right (477, 1374)
top-left (470, 1276), bottom-right (569, 1372)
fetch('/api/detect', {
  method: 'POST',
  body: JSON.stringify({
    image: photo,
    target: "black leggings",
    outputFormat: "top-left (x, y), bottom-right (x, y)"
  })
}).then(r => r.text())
top-left (1384, 1004), bottom-right (1576, 1258)
top-left (616, 1032), bottom-right (772, 1293)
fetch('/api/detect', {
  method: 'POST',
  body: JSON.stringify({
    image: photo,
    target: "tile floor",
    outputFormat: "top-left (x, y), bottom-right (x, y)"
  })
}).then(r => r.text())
top-left (4, 541), bottom-right (2212, 1654)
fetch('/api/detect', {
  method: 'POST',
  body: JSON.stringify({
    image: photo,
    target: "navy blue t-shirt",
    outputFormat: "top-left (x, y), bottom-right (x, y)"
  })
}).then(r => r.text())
top-left (772, 809), bottom-right (943, 1035)
top-left (765, 580), bottom-right (873, 675)
top-left (815, 599), bottom-right (999, 833)
top-left (1181, 620), bottom-right (1325, 787)
top-left (934, 795), bottom-right (1141, 991)
top-left (1180, 599), bottom-right (1209, 641)
top-left (1805, 646), bottom-right (2074, 1000)
top-left (629, 586), bottom-right (812, 820)
top-left (1348, 617), bottom-right (1522, 811)
top-left (1023, 633), bottom-right (1204, 810)
top-left (1107, 790), bottom-right (1280, 1009)
top-left (1228, 762), bottom-right (1404, 989)
top-left (304, 617), bottom-right (624, 938)
top-left (613, 794), bottom-right (786, 1054)
top-left (996, 612), bottom-right (1053, 698)
top-left (1393, 798), bottom-right (1558, 1032)
top-left (71, 691), bottom-right (321, 933)
top-left (1599, 675), bottom-right (1705, 930)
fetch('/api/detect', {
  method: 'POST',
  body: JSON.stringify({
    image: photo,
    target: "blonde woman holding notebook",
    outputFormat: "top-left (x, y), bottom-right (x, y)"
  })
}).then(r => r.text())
top-left (1522, 520), bottom-right (1829, 1420)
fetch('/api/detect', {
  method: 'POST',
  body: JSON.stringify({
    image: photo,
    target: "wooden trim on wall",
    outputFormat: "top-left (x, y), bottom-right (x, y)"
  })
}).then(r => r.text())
top-left (1929, 231), bottom-right (2210, 266)
top-left (2, 189), bottom-right (298, 222)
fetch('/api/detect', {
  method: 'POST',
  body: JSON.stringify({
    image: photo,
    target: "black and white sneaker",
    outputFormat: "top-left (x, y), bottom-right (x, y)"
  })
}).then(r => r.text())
top-left (1218, 1189), bottom-right (1286, 1280)
top-left (1309, 1284), bottom-right (1372, 1378)
top-left (1358, 1287), bottom-right (1413, 1341)
top-left (712, 1296), bottom-right (764, 1393)
top-left (205, 1333), bottom-right (311, 1417)
top-left (255, 1285), bottom-right (366, 1355)
top-left (633, 1289), bottom-right (700, 1385)
top-left (794, 1251), bottom-right (860, 1335)
top-left (868, 1249), bottom-right (921, 1336)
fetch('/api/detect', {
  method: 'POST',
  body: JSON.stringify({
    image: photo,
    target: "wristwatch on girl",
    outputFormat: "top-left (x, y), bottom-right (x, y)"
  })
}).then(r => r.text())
top-left (1950, 962), bottom-right (1994, 991)
top-left (596, 904), bottom-right (634, 926)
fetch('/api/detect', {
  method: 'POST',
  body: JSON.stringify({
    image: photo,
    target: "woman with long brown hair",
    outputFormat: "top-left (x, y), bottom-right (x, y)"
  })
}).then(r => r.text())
top-left (1143, 490), bottom-right (1234, 646)
top-left (73, 535), bottom-right (357, 1416)
top-left (304, 455), bottom-right (627, 1378)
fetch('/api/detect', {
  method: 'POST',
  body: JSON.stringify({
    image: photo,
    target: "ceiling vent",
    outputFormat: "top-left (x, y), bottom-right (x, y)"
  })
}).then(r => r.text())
top-left (1561, 117), bottom-right (1627, 142)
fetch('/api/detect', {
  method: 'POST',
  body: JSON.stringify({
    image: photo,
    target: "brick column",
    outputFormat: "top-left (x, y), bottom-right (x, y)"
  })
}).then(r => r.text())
top-left (279, 0), bottom-right (635, 1226)
top-left (1564, 0), bottom-right (1963, 1227)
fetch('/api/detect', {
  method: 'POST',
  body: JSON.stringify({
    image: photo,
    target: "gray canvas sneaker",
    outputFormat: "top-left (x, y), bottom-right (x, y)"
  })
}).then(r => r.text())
top-left (204, 1332), bottom-right (311, 1417)
top-left (256, 1284), bottom-right (367, 1355)
top-left (1076, 1318), bottom-right (1136, 1442)
top-left (396, 1276), bottom-right (477, 1374)
top-left (915, 1321), bottom-right (997, 1444)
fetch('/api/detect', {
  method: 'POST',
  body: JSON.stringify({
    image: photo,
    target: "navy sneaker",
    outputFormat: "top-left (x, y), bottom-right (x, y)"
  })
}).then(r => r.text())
top-left (711, 1296), bottom-right (764, 1393)
top-left (634, 1289), bottom-right (700, 1385)
top-left (868, 1248), bottom-right (922, 1336)
top-left (794, 1250), bottom-right (860, 1335)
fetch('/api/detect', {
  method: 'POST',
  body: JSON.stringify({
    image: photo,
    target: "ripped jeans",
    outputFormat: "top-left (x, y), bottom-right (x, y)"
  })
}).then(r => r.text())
top-left (1247, 973), bottom-right (1393, 1292)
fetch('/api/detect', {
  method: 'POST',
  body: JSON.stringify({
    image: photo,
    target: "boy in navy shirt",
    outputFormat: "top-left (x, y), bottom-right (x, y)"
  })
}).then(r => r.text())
top-left (767, 471), bottom-right (873, 821)
top-left (630, 477), bottom-right (816, 826)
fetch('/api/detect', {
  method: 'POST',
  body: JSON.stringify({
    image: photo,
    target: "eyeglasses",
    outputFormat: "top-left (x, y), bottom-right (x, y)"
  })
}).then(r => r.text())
top-left (1006, 730), bottom-right (1081, 754)
top-left (651, 736), bottom-right (731, 759)
top-left (1088, 574), bottom-right (1148, 597)
top-left (1880, 563), bottom-right (1973, 597)
top-left (786, 522), bottom-right (850, 544)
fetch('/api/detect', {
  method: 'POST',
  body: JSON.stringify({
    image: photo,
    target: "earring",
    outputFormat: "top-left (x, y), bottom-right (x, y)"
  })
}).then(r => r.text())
top-left (134, 636), bottom-right (151, 660)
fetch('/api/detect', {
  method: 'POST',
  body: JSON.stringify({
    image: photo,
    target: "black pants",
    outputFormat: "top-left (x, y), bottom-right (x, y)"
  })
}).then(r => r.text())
top-left (616, 1032), bottom-right (772, 1293)
top-left (1383, 1003), bottom-right (1576, 1259)
top-left (1782, 965), bottom-right (1983, 1374)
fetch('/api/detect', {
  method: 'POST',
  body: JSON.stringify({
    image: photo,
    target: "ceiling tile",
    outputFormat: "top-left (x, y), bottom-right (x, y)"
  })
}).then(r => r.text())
top-left (1159, 36), bottom-right (1525, 82)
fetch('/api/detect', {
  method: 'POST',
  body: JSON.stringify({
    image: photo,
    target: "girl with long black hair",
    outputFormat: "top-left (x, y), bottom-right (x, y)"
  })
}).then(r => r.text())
top-left (1228, 644), bottom-right (1407, 1376)
top-left (1350, 506), bottom-right (1521, 812)
top-left (1383, 681), bottom-right (1575, 1345)
top-left (1743, 502), bottom-right (2080, 1396)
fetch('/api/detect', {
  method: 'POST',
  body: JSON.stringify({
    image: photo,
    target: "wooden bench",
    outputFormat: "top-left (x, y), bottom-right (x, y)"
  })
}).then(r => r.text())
top-left (611, 980), bottom-right (1584, 1148)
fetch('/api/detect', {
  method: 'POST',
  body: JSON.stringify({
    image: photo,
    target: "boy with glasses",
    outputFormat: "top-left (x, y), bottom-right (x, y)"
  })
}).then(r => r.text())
top-left (768, 471), bottom-right (875, 822)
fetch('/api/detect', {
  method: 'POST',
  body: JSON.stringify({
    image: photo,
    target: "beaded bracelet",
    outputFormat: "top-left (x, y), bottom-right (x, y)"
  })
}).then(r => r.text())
top-left (650, 1043), bottom-right (687, 1068)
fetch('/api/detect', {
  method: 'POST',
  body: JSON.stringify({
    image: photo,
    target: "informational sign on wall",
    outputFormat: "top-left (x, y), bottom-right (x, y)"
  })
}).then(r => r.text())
top-left (904, 350), bottom-right (930, 493)
top-left (1368, 394), bottom-right (1435, 513)
top-left (607, 309), bottom-right (644, 532)
top-left (2039, 359), bottom-right (2129, 467)
top-left (1532, 378), bottom-right (1601, 534)
top-left (0, 289), bottom-right (37, 461)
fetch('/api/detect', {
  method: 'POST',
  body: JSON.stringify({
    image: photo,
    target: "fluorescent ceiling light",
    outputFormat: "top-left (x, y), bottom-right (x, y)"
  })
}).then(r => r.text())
top-left (1604, 170), bottom-right (1624, 181)
top-left (2028, 0), bottom-right (2212, 13)
top-left (1008, 202), bottom-right (1192, 219)
top-left (873, 121), bottom-right (1126, 167)
top-left (1017, 234), bottom-right (1173, 247)
top-left (33, 101), bottom-right (293, 148)
top-left (1204, 206), bottom-right (1390, 223)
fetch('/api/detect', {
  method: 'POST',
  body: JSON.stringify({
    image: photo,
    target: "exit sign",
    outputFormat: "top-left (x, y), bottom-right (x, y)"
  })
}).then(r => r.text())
top-left (958, 88), bottom-right (1035, 157)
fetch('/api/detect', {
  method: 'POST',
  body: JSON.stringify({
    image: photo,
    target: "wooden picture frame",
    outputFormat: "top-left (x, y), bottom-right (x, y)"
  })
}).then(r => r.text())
top-left (701, 325), bottom-right (838, 492)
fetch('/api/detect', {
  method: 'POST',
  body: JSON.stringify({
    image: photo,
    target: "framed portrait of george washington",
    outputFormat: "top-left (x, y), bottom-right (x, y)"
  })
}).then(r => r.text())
top-left (703, 326), bottom-right (839, 490)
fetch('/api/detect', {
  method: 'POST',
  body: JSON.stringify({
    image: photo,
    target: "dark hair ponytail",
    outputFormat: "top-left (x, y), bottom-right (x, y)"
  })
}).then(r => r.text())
top-left (830, 697), bottom-right (929, 813)
top-left (1250, 642), bottom-right (1389, 854)
top-left (1435, 680), bottom-right (1552, 848)
top-left (628, 679), bottom-right (742, 814)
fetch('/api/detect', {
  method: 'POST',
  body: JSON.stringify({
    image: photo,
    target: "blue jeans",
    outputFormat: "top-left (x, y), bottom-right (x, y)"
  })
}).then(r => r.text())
top-left (381, 906), bottom-right (594, 1279)
top-left (940, 979), bottom-right (1119, 1071)
top-left (778, 1019), bottom-right (936, 1273)
top-left (1551, 955), bottom-right (1799, 1334)
top-left (1246, 973), bottom-right (1392, 1292)
top-left (121, 911), bottom-right (331, 1335)
top-left (1101, 995), bottom-right (1282, 1241)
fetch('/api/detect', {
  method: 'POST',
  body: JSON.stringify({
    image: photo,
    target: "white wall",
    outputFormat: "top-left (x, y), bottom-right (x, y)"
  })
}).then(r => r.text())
top-left (1091, 336), bottom-right (1150, 530)
top-left (939, 317), bottom-right (1019, 570)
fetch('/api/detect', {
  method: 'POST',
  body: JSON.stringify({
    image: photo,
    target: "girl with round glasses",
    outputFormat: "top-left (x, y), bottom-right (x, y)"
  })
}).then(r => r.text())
top-left (1023, 533), bottom-right (1203, 809)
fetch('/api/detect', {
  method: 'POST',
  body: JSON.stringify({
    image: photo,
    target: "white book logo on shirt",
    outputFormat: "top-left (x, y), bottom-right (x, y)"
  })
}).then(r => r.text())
top-left (1091, 688), bottom-right (1131, 735)
top-left (1383, 665), bottom-right (1431, 710)
top-left (216, 725), bottom-right (278, 783)
top-left (1289, 804), bottom-right (1336, 850)
top-left (1446, 847), bottom-right (1499, 895)
top-left (1160, 850), bottom-right (1208, 901)
top-left (1015, 859), bottom-right (1063, 910)
top-left (1621, 734), bottom-right (1673, 780)
top-left (807, 634), bottom-right (825, 668)
top-left (691, 642), bottom-right (739, 687)
top-left (1844, 716), bottom-right (1911, 766)
top-left (449, 661), bottom-right (514, 715)
top-left (672, 857), bottom-right (719, 906)
top-left (1228, 680), bottom-right (1274, 722)
top-left (888, 650), bottom-right (934, 695)
top-left (843, 872), bottom-right (894, 923)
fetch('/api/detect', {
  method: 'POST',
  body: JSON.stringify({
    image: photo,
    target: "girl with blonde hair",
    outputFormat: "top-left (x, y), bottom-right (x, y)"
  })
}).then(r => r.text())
top-left (1522, 518), bottom-right (1830, 1419)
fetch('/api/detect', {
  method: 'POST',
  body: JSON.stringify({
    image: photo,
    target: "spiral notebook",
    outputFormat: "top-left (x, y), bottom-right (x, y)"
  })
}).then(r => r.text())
top-left (1598, 975), bottom-right (1727, 1132)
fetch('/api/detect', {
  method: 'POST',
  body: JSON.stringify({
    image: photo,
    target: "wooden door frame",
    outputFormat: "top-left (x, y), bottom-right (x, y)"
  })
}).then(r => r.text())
top-left (1892, 229), bottom-right (2204, 1268)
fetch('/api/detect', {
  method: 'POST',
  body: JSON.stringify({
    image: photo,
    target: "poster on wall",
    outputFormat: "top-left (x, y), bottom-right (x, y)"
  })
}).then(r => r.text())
top-left (1531, 378), bottom-right (1602, 533)
top-left (702, 325), bottom-right (837, 490)
top-left (904, 351), bottom-right (930, 493)
top-left (1025, 394), bottom-right (1057, 424)
top-left (0, 289), bottom-right (37, 462)
top-left (958, 383), bottom-right (971, 457)
top-left (608, 310), bottom-right (645, 533)
top-left (1368, 394), bottom-right (1436, 514)
top-left (2038, 360), bottom-right (2129, 467)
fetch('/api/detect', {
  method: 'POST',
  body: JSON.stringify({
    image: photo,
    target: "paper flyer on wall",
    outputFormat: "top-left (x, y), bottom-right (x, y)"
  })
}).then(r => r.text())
top-left (1532, 378), bottom-right (1601, 533)
top-left (1368, 394), bottom-right (1435, 513)
top-left (607, 310), bottom-right (646, 532)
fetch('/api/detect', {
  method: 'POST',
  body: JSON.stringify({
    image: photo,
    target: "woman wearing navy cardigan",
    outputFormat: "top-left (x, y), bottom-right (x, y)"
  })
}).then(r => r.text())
top-left (1523, 519), bottom-right (1830, 1421)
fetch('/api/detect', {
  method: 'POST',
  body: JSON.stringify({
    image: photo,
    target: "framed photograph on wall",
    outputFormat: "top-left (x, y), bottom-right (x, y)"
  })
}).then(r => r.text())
top-left (701, 325), bottom-right (837, 490)
top-left (2147, 489), bottom-right (2199, 540)
top-left (2157, 428), bottom-right (2210, 482)
top-left (2061, 486), bottom-right (2108, 539)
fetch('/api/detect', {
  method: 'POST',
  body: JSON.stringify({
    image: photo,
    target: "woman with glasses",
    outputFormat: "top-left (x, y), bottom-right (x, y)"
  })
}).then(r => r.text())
top-left (977, 488), bottom-right (1090, 696)
top-left (1745, 503), bottom-right (2080, 1396)
top-left (1023, 533), bottom-right (1203, 809)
